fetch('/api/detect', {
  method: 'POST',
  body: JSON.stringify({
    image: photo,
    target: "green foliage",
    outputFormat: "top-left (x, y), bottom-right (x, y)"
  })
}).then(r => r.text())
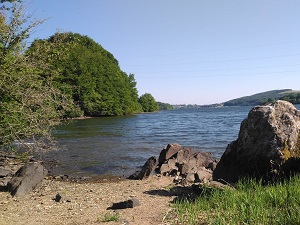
top-left (158, 101), bottom-right (174, 110)
top-left (0, 0), bottom-right (71, 148)
top-left (280, 92), bottom-right (300, 104)
top-left (28, 32), bottom-right (142, 116)
top-left (172, 176), bottom-right (300, 225)
top-left (139, 93), bottom-right (159, 112)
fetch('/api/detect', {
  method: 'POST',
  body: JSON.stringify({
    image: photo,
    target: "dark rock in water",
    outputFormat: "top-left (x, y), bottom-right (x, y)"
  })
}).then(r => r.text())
top-left (7, 162), bottom-right (48, 197)
top-left (108, 198), bottom-right (140, 209)
top-left (128, 156), bottom-right (157, 180)
top-left (213, 100), bottom-right (300, 183)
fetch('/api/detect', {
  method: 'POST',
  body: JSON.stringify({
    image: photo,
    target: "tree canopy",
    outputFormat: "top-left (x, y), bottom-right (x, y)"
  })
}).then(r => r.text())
top-left (157, 102), bottom-right (174, 110)
top-left (28, 32), bottom-right (143, 117)
top-left (139, 93), bottom-right (159, 112)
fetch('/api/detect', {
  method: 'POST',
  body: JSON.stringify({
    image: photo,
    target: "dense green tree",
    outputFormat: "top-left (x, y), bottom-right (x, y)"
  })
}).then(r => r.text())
top-left (139, 93), bottom-right (159, 112)
top-left (28, 32), bottom-right (142, 116)
top-left (0, 0), bottom-right (71, 148)
top-left (157, 102), bottom-right (174, 110)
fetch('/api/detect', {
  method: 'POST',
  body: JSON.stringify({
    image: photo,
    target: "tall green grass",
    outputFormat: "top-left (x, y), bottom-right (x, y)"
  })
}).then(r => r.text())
top-left (172, 176), bottom-right (300, 225)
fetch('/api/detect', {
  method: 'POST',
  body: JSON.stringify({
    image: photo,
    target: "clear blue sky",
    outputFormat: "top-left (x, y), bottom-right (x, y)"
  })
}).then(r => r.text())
top-left (26, 0), bottom-right (300, 105)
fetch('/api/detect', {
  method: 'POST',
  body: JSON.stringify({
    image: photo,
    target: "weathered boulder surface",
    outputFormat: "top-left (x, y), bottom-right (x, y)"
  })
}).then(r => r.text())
top-left (157, 143), bottom-right (217, 183)
top-left (7, 162), bottom-right (48, 197)
top-left (0, 168), bottom-right (11, 178)
top-left (213, 100), bottom-right (300, 183)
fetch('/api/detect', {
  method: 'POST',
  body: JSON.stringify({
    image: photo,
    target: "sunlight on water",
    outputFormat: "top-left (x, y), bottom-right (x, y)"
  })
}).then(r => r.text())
top-left (43, 105), bottom-right (300, 178)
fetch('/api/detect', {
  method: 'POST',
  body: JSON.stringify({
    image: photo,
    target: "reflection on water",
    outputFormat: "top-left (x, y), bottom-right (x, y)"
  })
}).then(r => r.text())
top-left (43, 104), bottom-right (300, 178)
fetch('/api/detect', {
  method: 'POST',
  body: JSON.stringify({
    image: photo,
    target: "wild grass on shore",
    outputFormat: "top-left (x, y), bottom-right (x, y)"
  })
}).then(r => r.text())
top-left (172, 176), bottom-right (300, 225)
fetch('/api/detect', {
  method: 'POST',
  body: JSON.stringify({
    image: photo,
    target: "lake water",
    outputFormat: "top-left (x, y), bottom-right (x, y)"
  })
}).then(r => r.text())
top-left (43, 105), bottom-right (299, 178)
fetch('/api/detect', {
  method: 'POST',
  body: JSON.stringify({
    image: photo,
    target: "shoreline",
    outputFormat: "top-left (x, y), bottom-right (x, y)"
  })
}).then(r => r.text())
top-left (0, 151), bottom-right (176, 224)
top-left (0, 174), bottom-right (175, 225)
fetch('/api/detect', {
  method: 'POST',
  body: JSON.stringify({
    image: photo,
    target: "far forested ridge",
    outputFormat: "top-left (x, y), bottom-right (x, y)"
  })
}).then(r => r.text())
top-left (224, 89), bottom-right (300, 106)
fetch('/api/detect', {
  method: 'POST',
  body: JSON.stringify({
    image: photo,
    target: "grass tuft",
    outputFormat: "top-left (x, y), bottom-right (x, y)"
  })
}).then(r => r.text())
top-left (172, 175), bottom-right (300, 225)
top-left (99, 212), bottom-right (119, 223)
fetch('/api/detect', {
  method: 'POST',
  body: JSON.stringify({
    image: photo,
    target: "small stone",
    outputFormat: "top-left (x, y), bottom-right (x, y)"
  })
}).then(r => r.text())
top-left (108, 198), bottom-right (140, 209)
top-left (54, 193), bottom-right (71, 203)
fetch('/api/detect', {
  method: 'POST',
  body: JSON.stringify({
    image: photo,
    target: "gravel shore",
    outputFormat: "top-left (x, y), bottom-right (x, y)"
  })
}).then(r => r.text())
top-left (0, 175), bottom-right (175, 225)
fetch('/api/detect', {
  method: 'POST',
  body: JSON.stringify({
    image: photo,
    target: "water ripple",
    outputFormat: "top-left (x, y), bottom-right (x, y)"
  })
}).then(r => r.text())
top-left (43, 105), bottom-right (299, 177)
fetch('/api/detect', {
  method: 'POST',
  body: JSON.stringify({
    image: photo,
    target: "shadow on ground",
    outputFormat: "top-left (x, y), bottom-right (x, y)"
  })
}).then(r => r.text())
top-left (144, 185), bottom-right (199, 202)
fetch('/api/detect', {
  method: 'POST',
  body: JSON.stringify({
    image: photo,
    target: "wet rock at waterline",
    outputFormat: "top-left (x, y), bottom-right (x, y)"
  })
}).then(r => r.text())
top-left (213, 100), bottom-right (300, 183)
top-left (129, 143), bottom-right (217, 184)
top-left (7, 162), bottom-right (48, 197)
top-left (157, 143), bottom-right (217, 184)
top-left (128, 156), bottom-right (157, 180)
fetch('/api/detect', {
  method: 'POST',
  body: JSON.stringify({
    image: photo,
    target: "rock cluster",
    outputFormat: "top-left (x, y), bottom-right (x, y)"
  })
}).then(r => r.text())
top-left (129, 144), bottom-right (218, 184)
top-left (213, 100), bottom-right (300, 183)
top-left (157, 143), bottom-right (218, 184)
top-left (128, 143), bottom-right (218, 184)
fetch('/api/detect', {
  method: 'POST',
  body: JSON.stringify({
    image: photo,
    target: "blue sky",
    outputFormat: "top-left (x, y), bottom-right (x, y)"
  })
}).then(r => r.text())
top-left (26, 0), bottom-right (300, 105)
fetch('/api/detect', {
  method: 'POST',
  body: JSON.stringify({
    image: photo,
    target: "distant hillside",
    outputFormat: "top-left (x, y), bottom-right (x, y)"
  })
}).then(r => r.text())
top-left (224, 89), bottom-right (300, 106)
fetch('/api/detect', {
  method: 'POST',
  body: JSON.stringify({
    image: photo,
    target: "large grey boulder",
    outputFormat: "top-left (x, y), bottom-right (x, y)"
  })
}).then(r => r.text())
top-left (213, 100), bottom-right (300, 183)
top-left (7, 162), bottom-right (48, 197)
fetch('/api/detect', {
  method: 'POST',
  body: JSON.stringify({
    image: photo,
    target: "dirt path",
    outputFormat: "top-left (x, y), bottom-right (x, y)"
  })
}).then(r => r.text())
top-left (0, 175), bottom-right (177, 225)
